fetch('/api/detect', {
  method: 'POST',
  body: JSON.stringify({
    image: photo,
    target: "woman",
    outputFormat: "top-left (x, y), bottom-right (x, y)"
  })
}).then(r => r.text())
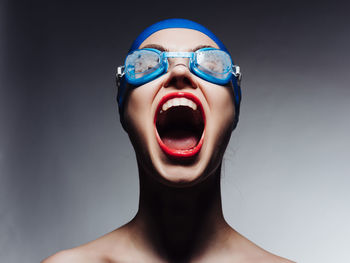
top-left (43, 18), bottom-right (294, 263)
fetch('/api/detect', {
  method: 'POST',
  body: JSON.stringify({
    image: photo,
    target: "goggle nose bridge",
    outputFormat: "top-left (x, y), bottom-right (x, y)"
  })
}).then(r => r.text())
top-left (161, 52), bottom-right (194, 71)
top-left (162, 51), bottom-right (193, 58)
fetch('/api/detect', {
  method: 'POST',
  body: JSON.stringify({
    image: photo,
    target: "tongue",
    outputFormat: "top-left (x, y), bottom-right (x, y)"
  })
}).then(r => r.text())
top-left (161, 130), bottom-right (198, 150)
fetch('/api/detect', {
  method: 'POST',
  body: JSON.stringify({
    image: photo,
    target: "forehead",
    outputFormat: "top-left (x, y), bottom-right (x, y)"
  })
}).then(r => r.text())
top-left (138, 28), bottom-right (219, 51)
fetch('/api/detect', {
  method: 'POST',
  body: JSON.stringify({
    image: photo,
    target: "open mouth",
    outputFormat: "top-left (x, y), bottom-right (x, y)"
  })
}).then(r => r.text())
top-left (154, 92), bottom-right (205, 158)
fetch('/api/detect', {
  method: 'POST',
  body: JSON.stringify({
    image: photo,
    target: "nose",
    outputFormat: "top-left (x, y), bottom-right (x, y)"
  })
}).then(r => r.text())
top-left (163, 62), bottom-right (198, 89)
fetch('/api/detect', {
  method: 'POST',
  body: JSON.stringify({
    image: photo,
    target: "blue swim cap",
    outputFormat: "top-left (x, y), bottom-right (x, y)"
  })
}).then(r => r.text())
top-left (117, 18), bottom-right (241, 127)
top-left (129, 18), bottom-right (229, 53)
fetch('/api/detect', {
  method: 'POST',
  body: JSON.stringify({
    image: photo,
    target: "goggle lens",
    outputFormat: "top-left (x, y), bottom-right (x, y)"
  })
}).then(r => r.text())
top-left (125, 49), bottom-right (161, 80)
top-left (195, 49), bottom-right (232, 81)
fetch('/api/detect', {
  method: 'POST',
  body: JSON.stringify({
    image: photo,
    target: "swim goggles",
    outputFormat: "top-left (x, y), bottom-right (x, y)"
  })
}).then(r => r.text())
top-left (117, 47), bottom-right (241, 88)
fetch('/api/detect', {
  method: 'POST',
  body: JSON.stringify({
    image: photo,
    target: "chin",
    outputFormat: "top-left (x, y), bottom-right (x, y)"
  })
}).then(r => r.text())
top-left (142, 133), bottom-right (225, 188)
top-left (152, 161), bottom-right (209, 187)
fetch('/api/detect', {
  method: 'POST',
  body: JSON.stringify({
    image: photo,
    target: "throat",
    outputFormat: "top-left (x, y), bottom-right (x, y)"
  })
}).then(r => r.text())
top-left (136, 170), bottom-right (226, 261)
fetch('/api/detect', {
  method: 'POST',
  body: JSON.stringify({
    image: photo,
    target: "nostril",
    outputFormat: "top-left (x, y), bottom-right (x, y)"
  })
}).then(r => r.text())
top-left (167, 75), bottom-right (192, 88)
top-left (183, 76), bottom-right (192, 86)
top-left (167, 77), bottom-right (177, 87)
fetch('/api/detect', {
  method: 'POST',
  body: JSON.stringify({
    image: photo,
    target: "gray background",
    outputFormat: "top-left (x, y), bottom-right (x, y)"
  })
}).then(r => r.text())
top-left (1, 0), bottom-right (350, 262)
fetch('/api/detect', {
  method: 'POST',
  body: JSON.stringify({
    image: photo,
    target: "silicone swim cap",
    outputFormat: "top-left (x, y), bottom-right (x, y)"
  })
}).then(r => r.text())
top-left (129, 18), bottom-right (229, 53)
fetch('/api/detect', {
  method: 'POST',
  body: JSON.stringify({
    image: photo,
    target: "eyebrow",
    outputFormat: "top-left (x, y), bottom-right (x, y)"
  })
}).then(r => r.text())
top-left (190, 44), bottom-right (216, 52)
top-left (141, 44), bottom-right (216, 52)
top-left (141, 44), bottom-right (169, 52)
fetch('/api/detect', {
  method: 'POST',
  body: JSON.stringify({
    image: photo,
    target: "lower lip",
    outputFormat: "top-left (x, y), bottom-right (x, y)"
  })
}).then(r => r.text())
top-left (154, 92), bottom-right (205, 158)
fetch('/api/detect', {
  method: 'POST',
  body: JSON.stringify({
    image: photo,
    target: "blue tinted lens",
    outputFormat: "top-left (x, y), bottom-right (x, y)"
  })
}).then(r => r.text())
top-left (125, 48), bottom-right (165, 85)
top-left (192, 48), bottom-right (233, 84)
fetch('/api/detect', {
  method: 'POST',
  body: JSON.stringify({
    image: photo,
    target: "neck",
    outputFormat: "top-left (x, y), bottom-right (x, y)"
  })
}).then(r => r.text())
top-left (130, 164), bottom-right (231, 261)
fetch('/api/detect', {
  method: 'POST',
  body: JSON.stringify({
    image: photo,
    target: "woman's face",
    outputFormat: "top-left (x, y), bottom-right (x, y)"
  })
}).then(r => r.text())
top-left (123, 28), bottom-right (236, 186)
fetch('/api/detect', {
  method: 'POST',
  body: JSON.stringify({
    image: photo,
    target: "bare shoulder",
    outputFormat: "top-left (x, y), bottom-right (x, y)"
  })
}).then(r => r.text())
top-left (256, 253), bottom-right (296, 263)
top-left (234, 247), bottom-right (295, 263)
top-left (41, 248), bottom-right (102, 263)
top-left (228, 231), bottom-right (296, 263)
top-left (42, 225), bottom-right (134, 263)
top-left (240, 243), bottom-right (296, 263)
top-left (235, 248), bottom-right (295, 263)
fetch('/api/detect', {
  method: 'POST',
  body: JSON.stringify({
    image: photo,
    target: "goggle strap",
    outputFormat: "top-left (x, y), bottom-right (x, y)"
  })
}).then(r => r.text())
top-left (117, 66), bottom-right (125, 78)
top-left (116, 66), bottom-right (125, 88)
top-left (232, 65), bottom-right (242, 83)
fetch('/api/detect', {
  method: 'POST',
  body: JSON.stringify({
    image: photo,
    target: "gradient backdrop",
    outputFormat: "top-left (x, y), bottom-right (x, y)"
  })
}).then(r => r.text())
top-left (1, 0), bottom-right (350, 262)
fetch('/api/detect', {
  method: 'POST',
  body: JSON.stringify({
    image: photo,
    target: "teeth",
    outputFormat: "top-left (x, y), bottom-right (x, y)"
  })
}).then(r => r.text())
top-left (161, 97), bottom-right (198, 112)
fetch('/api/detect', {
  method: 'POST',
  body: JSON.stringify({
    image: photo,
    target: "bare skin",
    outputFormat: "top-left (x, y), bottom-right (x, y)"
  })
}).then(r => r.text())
top-left (42, 28), bottom-right (295, 263)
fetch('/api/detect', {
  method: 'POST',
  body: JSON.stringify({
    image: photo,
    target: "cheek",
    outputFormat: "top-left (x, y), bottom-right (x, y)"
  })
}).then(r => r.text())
top-left (123, 75), bottom-right (167, 133)
top-left (207, 85), bottom-right (236, 128)
top-left (123, 85), bottom-right (153, 128)
top-left (122, 84), bottom-right (158, 156)
top-left (123, 77), bottom-right (165, 124)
